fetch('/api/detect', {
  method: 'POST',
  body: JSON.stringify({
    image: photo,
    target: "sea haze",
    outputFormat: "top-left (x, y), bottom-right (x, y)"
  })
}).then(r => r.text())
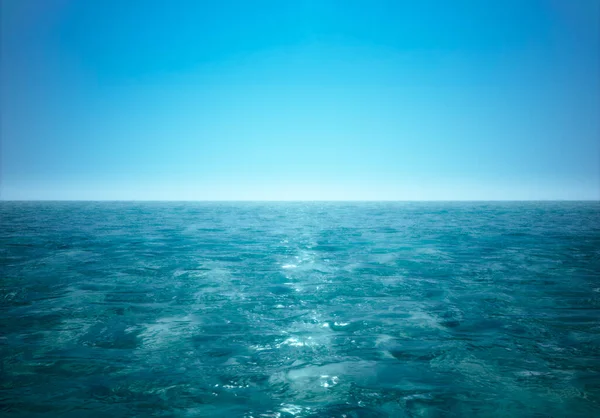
top-left (1, 201), bottom-right (599, 416)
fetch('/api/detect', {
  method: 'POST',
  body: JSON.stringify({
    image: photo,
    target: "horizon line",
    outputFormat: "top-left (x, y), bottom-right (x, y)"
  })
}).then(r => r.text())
top-left (1, 199), bottom-right (599, 203)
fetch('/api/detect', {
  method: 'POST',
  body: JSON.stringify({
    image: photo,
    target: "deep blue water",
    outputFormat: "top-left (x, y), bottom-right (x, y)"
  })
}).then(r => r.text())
top-left (1, 201), bottom-right (599, 417)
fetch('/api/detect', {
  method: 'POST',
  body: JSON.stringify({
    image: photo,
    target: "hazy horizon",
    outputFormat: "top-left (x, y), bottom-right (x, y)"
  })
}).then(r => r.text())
top-left (1, 199), bottom-right (598, 202)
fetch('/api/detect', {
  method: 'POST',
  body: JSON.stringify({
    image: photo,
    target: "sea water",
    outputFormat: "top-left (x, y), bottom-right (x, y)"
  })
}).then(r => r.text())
top-left (1, 201), bottom-right (599, 417)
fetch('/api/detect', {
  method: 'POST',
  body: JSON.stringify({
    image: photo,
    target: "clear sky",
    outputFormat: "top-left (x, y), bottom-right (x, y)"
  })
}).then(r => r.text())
top-left (1, 0), bottom-right (599, 200)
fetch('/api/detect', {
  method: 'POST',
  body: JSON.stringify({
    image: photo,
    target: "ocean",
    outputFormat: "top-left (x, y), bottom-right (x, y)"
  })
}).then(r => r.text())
top-left (1, 201), bottom-right (599, 417)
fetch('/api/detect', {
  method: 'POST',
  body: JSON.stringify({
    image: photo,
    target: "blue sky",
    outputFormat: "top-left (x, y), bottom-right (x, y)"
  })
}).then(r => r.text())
top-left (1, 0), bottom-right (599, 200)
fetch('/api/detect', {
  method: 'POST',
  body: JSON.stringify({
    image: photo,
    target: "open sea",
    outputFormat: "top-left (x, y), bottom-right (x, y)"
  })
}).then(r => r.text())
top-left (1, 201), bottom-right (599, 417)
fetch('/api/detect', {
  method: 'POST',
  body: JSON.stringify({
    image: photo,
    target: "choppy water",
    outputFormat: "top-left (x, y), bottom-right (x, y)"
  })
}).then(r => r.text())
top-left (1, 202), bottom-right (599, 417)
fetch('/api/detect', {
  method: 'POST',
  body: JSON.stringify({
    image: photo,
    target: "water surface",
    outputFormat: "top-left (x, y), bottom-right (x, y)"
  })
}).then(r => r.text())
top-left (1, 202), bottom-right (599, 416)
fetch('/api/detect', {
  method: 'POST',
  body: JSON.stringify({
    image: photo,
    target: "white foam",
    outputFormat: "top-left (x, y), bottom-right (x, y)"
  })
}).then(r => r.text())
top-left (279, 404), bottom-right (307, 415)
top-left (277, 337), bottom-right (314, 348)
top-left (282, 264), bottom-right (297, 269)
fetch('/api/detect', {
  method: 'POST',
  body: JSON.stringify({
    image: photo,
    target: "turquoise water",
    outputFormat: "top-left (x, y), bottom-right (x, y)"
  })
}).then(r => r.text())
top-left (1, 201), bottom-right (599, 417)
